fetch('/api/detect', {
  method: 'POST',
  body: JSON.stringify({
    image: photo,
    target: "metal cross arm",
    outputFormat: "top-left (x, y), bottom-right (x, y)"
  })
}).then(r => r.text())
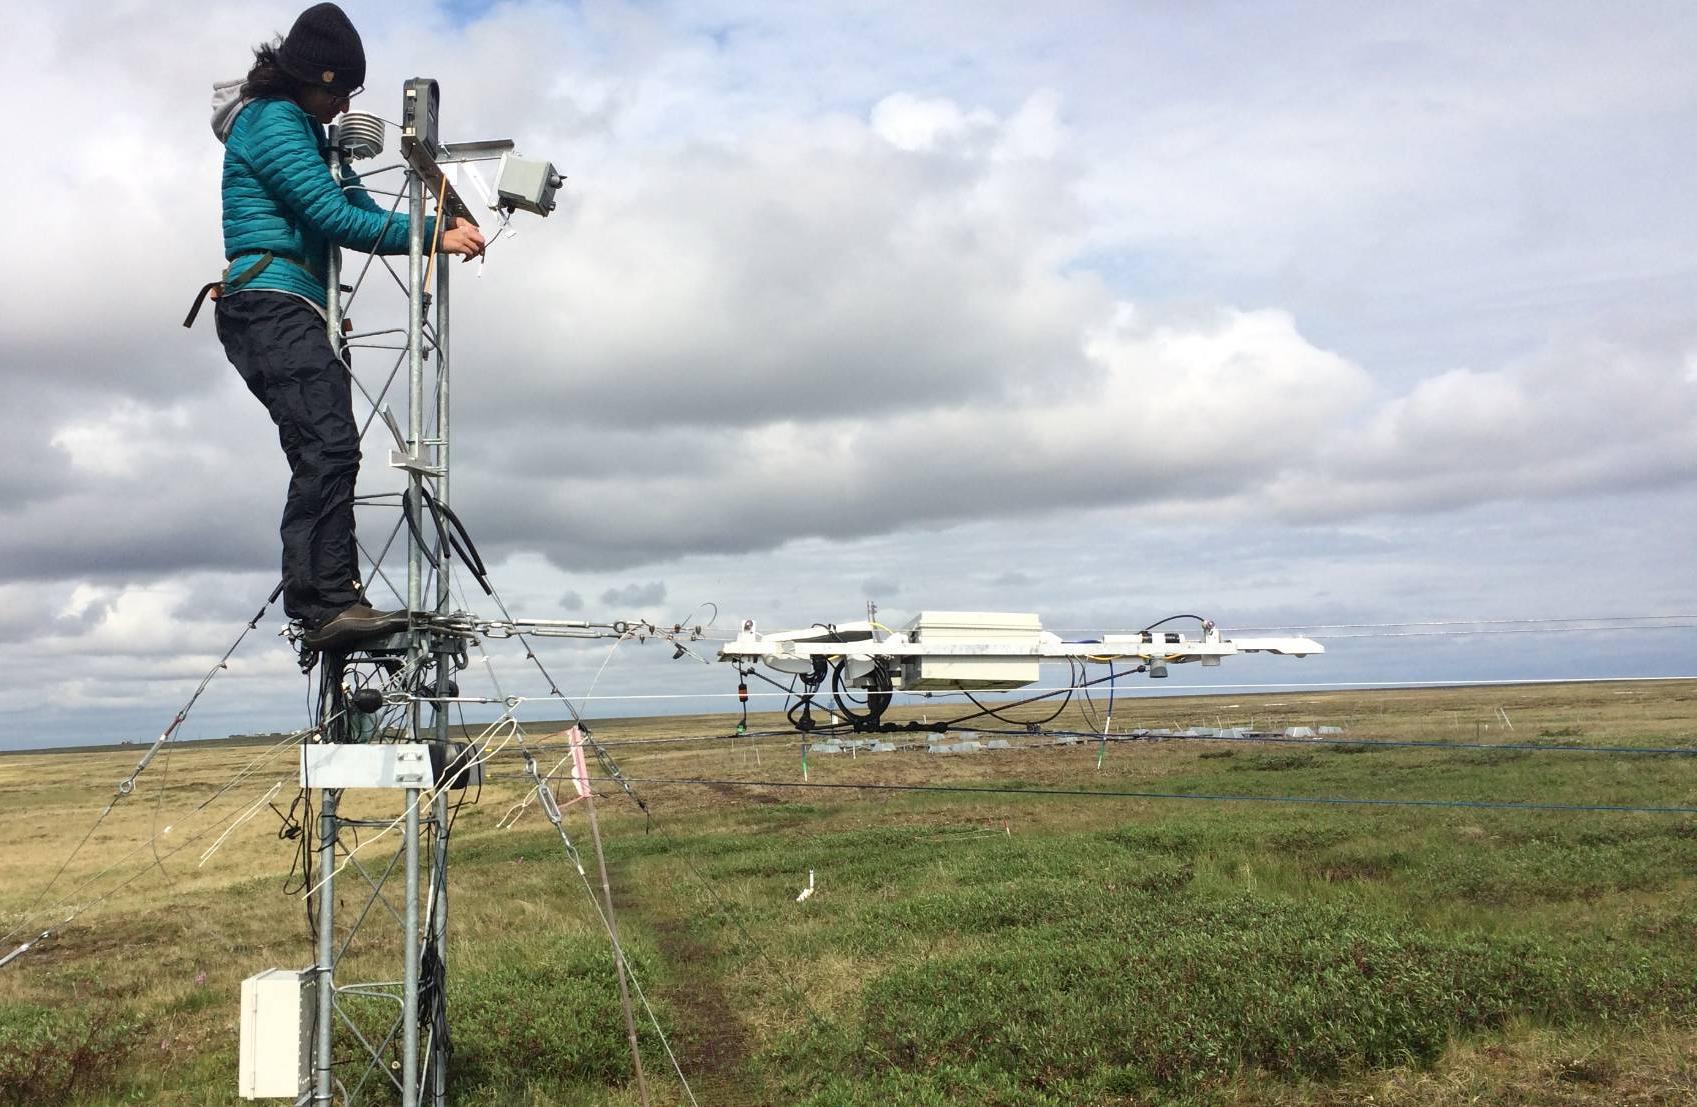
top-left (424, 613), bottom-right (711, 643)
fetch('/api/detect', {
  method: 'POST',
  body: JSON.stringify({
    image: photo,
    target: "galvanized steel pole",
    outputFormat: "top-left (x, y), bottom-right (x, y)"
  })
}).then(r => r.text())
top-left (407, 169), bottom-right (426, 626)
top-left (430, 792), bottom-right (449, 1107)
top-left (325, 132), bottom-right (345, 363)
top-left (403, 789), bottom-right (422, 1107)
top-left (314, 128), bottom-right (343, 1107)
top-left (434, 257), bottom-right (451, 632)
top-left (401, 153), bottom-right (428, 1107)
top-left (313, 791), bottom-right (337, 1106)
top-left (429, 129), bottom-right (454, 1107)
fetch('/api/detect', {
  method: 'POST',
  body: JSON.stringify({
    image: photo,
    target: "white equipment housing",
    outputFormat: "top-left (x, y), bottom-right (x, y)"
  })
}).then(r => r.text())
top-left (903, 611), bottom-right (1043, 690)
top-left (239, 968), bottom-right (315, 1099)
top-left (719, 611), bottom-right (1321, 692)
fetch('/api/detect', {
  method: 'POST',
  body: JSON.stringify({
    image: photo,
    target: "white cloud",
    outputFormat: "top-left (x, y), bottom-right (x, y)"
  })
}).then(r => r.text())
top-left (870, 92), bottom-right (995, 151)
top-left (1263, 336), bottom-right (1697, 520)
top-left (51, 402), bottom-right (221, 478)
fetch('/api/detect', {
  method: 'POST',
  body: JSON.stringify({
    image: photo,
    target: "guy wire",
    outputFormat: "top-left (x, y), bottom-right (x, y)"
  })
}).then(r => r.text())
top-left (1, 580), bottom-right (285, 947)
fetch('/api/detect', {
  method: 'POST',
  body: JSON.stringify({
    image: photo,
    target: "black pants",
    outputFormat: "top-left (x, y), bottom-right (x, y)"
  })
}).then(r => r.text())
top-left (216, 292), bottom-right (361, 628)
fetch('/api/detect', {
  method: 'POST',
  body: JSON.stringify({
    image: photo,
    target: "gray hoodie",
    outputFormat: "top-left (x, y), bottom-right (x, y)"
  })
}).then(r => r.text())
top-left (211, 78), bottom-right (248, 143)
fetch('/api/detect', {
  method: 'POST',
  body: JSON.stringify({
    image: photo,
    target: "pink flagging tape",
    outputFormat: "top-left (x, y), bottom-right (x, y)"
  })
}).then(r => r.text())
top-left (568, 725), bottom-right (592, 798)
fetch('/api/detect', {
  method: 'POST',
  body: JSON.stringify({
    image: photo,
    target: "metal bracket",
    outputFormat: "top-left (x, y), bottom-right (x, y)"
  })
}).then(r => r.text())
top-left (388, 449), bottom-right (445, 478)
top-left (439, 139), bottom-right (515, 164)
top-left (400, 136), bottom-right (480, 227)
top-left (301, 743), bottom-right (433, 789)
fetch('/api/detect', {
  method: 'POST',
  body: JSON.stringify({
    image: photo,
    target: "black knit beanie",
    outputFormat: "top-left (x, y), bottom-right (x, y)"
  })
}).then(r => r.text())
top-left (277, 3), bottom-right (366, 93)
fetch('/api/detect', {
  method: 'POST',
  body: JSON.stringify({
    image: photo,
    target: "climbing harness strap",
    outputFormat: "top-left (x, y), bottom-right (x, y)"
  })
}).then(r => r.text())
top-left (181, 251), bottom-right (317, 328)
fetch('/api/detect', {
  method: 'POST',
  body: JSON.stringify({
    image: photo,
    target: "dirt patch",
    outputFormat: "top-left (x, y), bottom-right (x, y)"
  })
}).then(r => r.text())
top-left (611, 866), bottom-right (763, 1104)
top-left (651, 915), bottom-right (758, 1094)
top-left (705, 781), bottom-right (783, 805)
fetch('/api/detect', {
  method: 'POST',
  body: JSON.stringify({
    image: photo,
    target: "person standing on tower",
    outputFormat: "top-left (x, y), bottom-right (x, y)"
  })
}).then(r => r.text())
top-left (200, 3), bottom-right (484, 647)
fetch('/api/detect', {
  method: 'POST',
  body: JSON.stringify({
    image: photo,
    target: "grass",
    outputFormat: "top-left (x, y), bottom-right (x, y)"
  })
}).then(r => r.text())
top-left (2, 680), bottom-right (1697, 1104)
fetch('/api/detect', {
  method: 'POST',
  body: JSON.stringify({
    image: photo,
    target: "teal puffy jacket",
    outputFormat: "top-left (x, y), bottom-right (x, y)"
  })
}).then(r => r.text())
top-left (218, 95), bottom-right (433, 307)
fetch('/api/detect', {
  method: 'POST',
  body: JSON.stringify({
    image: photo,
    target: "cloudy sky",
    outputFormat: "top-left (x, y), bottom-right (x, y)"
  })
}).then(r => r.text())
top-left (2, 1), bottom-right (1695, 749)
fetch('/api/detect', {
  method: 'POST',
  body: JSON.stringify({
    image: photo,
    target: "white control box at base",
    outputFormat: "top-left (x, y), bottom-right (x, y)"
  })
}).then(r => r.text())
top-left (238, 968), bottom-right (314, 1099)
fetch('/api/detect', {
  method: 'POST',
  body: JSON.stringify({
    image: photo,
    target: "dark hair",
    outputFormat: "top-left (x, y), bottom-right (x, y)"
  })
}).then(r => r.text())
top-left (241, 41), bottom-right (308, 102)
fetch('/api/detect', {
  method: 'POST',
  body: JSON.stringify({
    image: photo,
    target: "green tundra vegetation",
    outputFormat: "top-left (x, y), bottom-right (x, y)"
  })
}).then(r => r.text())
top-left (3, 679), bottom-right (1696, 1105)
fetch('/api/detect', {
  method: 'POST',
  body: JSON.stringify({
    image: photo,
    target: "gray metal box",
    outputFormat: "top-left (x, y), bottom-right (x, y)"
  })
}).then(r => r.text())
top-left (495, 154), bottom-right (561, 216)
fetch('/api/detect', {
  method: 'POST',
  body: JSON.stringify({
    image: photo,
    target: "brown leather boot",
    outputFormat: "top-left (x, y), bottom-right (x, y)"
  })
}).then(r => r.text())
top-left (304, 604), bottom-right (408, 649)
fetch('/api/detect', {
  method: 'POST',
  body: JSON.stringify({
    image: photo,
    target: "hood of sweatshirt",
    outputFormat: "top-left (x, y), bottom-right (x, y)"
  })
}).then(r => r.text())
top-left (210, 79), bottom-right (247, 143)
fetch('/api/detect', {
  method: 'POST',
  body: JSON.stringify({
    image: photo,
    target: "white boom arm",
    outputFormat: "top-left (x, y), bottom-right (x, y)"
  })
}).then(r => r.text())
top-left (718, 611), bottom-right (1320, 691)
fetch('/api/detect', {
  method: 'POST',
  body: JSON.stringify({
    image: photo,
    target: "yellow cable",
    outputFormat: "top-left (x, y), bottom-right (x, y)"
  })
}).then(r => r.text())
top-left (422, 171), bottom-right (448, 291)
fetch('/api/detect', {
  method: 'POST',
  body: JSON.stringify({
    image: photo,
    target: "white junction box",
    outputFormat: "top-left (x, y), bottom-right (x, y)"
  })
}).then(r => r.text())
top-left (902, 611), bottom-right (1043, 691)
top-left (239, 968), bottom-right (315, 1099)
top-left (301, 742), bottom-right (432, 789)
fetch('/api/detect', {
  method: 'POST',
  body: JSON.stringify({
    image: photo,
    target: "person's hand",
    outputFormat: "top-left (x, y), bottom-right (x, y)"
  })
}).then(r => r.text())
top-left (441, 217), bottom-right (487, 259)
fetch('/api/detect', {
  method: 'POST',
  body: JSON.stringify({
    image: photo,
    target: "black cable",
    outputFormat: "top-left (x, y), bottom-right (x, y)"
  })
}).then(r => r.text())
top-left (421, 773), bottom-right (460, 1080)
top-left (1141, 614), bottom-right (1209, 632)
top-left (452, 699), bottom-right (484, 821)
top-left (1078, 659), bottom-right (1122, 734)
top-left (422, 489), bottom-right (491, 595)
top-left (962, 675), bottom-right (1075, 729)
top-left (784, 657), bottom-right (836, 734)
top-left (732, 628), bottom-right (1175, 737)
top-left (275, 790), bottom-right (311, 896)
top-left (400, 486), bottom-right (441, 572)
top-left (736, 667), bottom-right (752, 733)
top-left (931, 665), bottom-right (1136, 732)
top-left (420, 932), bottom-right (451, 1073)
top-left (831, 659), bottom-right (892, 729)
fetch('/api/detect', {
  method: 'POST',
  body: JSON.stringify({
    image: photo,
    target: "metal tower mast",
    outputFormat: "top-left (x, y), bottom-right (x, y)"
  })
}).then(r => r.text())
top-left (302, 77), bottom-right (487, 1107)
top-left (208, 73), bottom-right (555, 1106)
